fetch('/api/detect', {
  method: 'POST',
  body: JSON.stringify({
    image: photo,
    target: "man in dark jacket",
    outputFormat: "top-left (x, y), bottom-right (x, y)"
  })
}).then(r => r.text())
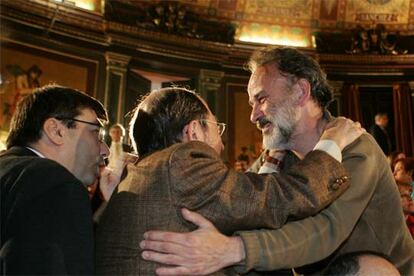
top-left (369, 112), bottom-right (392, 155)
top-left (0, 85), bottom-right (109, 274)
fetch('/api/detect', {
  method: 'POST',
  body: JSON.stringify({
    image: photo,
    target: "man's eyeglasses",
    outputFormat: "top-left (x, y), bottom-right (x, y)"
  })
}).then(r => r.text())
top-left (55, 117), bottom-right (106, 142)
top-left (200, 119), bottom-right (226, 136)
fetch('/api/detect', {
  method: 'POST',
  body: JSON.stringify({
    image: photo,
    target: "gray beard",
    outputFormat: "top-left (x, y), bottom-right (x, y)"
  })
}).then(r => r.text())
top-left (261, 100), bottom-right (299, 150)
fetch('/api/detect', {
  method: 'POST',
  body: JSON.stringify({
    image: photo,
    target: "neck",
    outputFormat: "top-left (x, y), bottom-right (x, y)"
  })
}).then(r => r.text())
top-left (289, 106), bottom-right (327, 157)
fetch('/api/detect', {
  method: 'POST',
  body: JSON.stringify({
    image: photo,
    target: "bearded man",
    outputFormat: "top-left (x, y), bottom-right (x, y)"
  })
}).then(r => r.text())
top-left (140, 47), bottom-right (414, 275)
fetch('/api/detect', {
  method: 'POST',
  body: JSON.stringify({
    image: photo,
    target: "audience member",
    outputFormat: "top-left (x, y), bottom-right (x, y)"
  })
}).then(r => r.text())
top-left (369, 112), bottom-right (392, 155)
top-left (400, 191), bottom-right (414, 238)
top-left (388, 150), bottom-right (406, 172)
top-left (95, 87), bottom-right (363, 274)
top-left (0, 85), bottom-right (111, 274)
top-left (108, 124), bottom-right (132, 165)
top-left (394, 157), bottom-right (414, 199)
top-left (323, 251), bottom-right (400, 276)
top-left (140, 47), bottom-right (414, 275)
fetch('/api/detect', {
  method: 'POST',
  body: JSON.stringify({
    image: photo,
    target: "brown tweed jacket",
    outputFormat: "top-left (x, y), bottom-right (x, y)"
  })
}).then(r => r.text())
top-left (95, 141), bottom-right (349, 275)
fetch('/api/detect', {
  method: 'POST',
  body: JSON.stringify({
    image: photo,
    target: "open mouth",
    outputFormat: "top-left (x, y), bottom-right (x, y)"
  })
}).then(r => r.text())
top-left (257, 117), bottom-right (272, 133)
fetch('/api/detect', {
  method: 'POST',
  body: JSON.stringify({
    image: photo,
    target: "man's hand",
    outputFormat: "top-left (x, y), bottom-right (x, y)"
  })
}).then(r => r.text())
top-left (140, 208), bottom-right (245, 275)
top-left (100, 153), bottom-right (138, 201)
top-left (99, 166), bottom-right (122, 201)
top-left (321, 117), bottom-right (365, 150)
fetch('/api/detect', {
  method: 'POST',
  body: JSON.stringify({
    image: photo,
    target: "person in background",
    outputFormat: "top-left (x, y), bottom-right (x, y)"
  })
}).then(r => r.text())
top-left (369, 112), bottom-right (392, 156)
top-left (108, 124), bottom-right (132, 164)
top-left (394, 157), bottom-right (414, 200)
top-left (388, 151), bottom-right (406, 172)
top-left (140, 47), bottom-right (414, 275)
top-left (235, 146), bottom-right (250, 172)
top-left (399, 189), bottom-right (414, 239)
top-left (0, 85), bottom-right (114, 274)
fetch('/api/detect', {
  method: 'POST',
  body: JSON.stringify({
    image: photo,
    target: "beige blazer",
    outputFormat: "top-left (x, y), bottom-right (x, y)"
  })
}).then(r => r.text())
top-left (96, 141), bottom-right (349, 275)
top-left (236, 134), bottom-right (414, 275)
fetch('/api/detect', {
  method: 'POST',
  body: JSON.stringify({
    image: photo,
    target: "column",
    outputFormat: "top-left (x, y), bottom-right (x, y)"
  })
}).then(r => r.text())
top-left (104, 52), bottom-right (131, 125)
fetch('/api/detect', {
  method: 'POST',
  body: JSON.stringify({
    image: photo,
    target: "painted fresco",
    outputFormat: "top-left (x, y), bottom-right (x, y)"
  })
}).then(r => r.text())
top-left (243, 0), bottom-right (313, 22)
top-left (0, 46), bottom-right (90, 150)
top-left (128, 0), bottom-right (414, 46)
top-left (346, 0), bottom-right (410, 24)
top-left (320, 0), bottom-right (339, 21)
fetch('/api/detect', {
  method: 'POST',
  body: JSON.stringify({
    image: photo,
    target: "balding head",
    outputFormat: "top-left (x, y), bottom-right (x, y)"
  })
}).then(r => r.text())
top-left (357, 254), bottom-right (400, 276)
top-left (323, 251), bottom-right (400, 276)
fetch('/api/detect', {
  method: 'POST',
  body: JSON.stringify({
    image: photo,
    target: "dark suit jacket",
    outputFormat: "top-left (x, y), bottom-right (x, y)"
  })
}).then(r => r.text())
top-left (369, 124), bottom-right (391, 155)
top-left (95, 141), bottom-right (349, 275)
top-left (0, 147), bottom-right (94, 275)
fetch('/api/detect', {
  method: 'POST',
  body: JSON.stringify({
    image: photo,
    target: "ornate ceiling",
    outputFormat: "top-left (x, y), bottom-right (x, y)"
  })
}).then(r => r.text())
top-left (115, 0), bottom-right (414, 47)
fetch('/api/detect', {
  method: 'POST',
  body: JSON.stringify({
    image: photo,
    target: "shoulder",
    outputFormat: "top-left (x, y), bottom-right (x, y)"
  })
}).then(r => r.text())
top-left (169, 141), bottom-right (220, 162)
top-left (342, 133), bottom-right (390, 174)
top-left (1, 153), bottom-right (82, 197)
top-left (344, 133), bottom-right (381, 155)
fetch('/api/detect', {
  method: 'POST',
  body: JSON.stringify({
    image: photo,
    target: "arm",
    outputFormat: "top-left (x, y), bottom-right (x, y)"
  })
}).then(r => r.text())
top-left (173, 117), bottom-right (363, 233)
top-left (171, 144), bottom-right (349, 234)
top-left (141, 136), bottom-right (377, 275)
top-left (235, 135), bottom-right (379, 272)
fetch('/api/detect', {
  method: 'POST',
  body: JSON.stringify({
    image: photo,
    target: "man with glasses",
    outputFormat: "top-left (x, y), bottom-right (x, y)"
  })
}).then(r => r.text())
top-left (95, 87), bottom-right (363, 274)
top-left (0, 85), bottom-right (110, 274)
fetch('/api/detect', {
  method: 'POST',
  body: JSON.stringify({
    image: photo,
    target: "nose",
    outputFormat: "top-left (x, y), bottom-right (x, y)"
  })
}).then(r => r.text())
top-left (100, 141), bottom-right (110, 159)
top-left (250, 103), bottom-right (262, 124)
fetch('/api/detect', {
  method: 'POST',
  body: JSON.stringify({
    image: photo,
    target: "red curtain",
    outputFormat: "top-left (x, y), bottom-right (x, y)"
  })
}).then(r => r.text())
top-left (393, 83), bottom-right (414, 156)
top-left (341, 83), bottom-right (364, 126)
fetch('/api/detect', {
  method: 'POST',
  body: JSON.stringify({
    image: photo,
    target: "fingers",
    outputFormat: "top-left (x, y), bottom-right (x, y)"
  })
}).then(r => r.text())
top-left (144, 230), bottom-right (188, 244)
top-left (125, 153), bottom-right (139, 164)
top-left (140, 240), bottom-right (186, 255)
top-left (142, 250), bottom-right (183, 266)
top-left (181, 208), bottom-right (215, 229)
top-left (156, 266), bottom-right (193, 276)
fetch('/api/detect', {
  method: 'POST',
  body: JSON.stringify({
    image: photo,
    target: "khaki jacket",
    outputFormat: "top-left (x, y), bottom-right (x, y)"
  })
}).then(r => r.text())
top-left (236, 134), bottom-right (414, 275)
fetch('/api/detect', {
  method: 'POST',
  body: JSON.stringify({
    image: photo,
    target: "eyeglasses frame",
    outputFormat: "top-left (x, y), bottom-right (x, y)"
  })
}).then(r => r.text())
top-left (199, 119), bottom-right (226, 136)
top-left (55, 117), bottom-right (106, 142)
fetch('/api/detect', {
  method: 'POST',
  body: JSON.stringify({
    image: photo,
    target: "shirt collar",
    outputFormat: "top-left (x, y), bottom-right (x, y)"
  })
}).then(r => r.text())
top-left (25, 146), bottom-right (45, 158)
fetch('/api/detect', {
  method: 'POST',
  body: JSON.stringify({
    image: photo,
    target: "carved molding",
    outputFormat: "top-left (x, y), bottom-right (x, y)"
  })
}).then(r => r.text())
top-left (199, 70), bottom-right (225, 88)
top-left (105, 52), bottom-right (131, 71)
top-left (329, 81), bottom-right (344, 96)
top-left (319, 53), bottom-right (414, 65)
top-left (105, 0), bottom-right (235, 44)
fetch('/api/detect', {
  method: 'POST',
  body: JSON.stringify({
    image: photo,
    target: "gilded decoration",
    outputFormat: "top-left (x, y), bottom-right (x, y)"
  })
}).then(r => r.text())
top-left (346, 0), bottom-right (410, 24)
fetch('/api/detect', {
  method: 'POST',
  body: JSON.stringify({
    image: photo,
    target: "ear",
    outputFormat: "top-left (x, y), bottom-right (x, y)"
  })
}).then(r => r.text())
top-left (42, 118), bottom-right (66, 145)
top-left (295, 78), bottom-right (311, 106)
top-left (181, 120), bottom-right (203, 142)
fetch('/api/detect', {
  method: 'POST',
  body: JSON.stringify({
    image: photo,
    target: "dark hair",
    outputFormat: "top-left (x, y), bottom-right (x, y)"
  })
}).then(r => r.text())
top-left (323, 251), bottom-right (393, 275)
top-left (395, 157), bottom-right (414, 178)
top-left (389, 151), bottom-right (405, 172)
top-left (129, 87), bottom-right (209, 156)
top-left (247, 46), bottom-right (333, 109)
top-left (7, 84), bottom-right (107, 148)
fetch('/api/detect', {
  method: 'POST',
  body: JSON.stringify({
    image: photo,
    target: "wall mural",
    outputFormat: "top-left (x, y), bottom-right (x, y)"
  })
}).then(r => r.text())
top-left (0, 46), bottom-right (92, 150)
top-left (346, 0), bottom-right (410, 25)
